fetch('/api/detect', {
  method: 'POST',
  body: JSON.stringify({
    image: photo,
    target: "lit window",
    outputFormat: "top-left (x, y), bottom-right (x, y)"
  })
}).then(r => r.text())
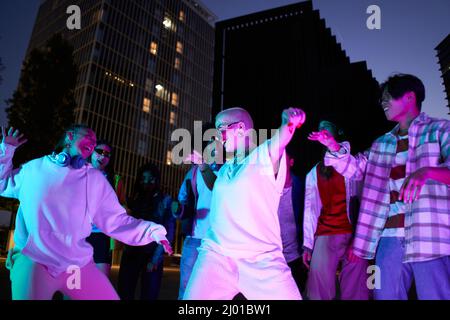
top-left (170, 111), bottom-right (177, 125)
top-left (171, 92), bottom-right (179, 106)
top-left (176, 41), bottom-right (183, 54)
top-left (150, 42), bottom-right (158, 55)
top-left (163, 16), bottom-right (174, 30)
top-left (143, 98), bottom-right (151, 113)
top-left (174, 57), bottom-right (181, 70)
top-left (166, 150), bottom-right (172, 165)
top-left (179, 10), bottom-right (185, 22)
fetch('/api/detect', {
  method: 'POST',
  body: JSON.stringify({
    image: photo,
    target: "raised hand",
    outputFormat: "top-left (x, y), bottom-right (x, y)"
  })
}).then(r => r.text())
top-left (308, 129), bottom-right (340, 152)
top-left (282, 107), bottom-right (306, 132)
top-left (183, 149), bottom-right (203, 165)
top-left (160, 239), bottom-right (173, 255)
top-left (302, 250), bottom-right (312, 270)
top-left (399, 167), bottom-right (429, 203)
top-left (1, 127), bottom-right (27, 148)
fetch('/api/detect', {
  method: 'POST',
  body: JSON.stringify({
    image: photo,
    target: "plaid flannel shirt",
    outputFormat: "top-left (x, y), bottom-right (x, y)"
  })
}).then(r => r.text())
top-left (324, 113), bottom-right (450, 263)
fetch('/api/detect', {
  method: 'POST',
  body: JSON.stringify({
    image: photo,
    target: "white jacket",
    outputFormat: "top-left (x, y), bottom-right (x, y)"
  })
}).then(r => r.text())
top-left (0, 142), bottom-right (168, 276)
top-left (303, 163), bottom-right (362, 251)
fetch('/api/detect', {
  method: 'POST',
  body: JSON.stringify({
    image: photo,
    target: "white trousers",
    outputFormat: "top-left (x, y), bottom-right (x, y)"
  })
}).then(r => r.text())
top-left (183, 247), bottom-right (302, 300)
top-left (9, 252), bottom-right (119, 300)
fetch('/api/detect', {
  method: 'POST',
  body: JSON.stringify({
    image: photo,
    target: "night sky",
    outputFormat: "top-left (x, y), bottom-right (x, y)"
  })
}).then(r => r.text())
top-left (0, 0), bottom-right (449, 128)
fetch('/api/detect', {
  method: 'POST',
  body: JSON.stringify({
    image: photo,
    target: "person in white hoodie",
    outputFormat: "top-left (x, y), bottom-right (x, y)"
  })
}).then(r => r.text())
top-left (1, 125), bottom-right (172, 300)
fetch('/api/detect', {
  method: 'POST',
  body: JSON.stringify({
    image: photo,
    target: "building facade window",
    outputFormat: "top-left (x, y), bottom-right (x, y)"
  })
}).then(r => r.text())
top-left (170, 111), bottom-right (177, 124)
top-left (174, 57), bottom-right (181, 69)
top-left (166, 149), bottom-right (172, 165)
top-left (176, 41), bottom-right (183, 54)
top-left (145, 78), bottom-right (153, 92)
top-left (143, 97), bottom-right (151, 113)
top-left (171, 92), bottom-right (179, 106)
top-left (163, 16), bottom-right (176, 31)
top-left (150, 41), bottom-right (158, 55)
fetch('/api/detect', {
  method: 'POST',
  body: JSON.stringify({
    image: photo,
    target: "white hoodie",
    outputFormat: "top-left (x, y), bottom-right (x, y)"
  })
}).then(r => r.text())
top-left (0, 142), bottom-right (168, 277)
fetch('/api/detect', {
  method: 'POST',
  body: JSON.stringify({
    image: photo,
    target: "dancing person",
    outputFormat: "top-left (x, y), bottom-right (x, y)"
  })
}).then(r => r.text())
top-left (277, 148), bottom-right (308, 295)
top-left (2, 125), bottom-right (172, 300)
top-left (118, 163), bottom-right (178, 300)
top-left (183, 107), bottom-right (306, 300)
top-left (176, 125), bottom-right (221, 299)
top-left (309, 74), bottom-right (450, 300)
top-left (86, 139), bottom-right (126, 277)
top-left (304, 120), bottom-right (369, 300)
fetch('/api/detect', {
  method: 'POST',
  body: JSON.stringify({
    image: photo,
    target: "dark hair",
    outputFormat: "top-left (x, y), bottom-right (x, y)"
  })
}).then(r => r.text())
top-left (318, 120), bottom-right (344, 180)
top-left (380, 74), bottom-right (425, 110)
top-left (131, 163), bottom-right (161, 198)
top-left (90, 139), bottom-right (116, 187)
top-left (54, 123), bottom-right (92, 153)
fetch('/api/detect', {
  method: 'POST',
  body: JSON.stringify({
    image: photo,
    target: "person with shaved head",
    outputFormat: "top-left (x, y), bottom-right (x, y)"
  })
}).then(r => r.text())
top-left (183, 106), bottom-right (306, 300)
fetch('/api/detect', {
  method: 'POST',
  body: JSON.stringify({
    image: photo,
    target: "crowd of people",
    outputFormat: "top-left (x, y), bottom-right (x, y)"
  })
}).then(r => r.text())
top-left (0, 73), bottom-right (448, 300)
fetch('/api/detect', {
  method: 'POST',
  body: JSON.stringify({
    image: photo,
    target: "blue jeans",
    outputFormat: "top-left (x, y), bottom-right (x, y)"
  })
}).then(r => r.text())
top-left (375, 237), bottom-right (450, 300)
top-left (178, 237), bottom-right (202, 300)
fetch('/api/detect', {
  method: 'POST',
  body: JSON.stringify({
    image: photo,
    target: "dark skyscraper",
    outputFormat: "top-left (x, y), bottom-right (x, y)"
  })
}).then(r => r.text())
top-left (213, 1), bottom-right (391, 176)
top-left (25, 0), bottom-right (216, 195)
top-left (436, 34), bottom-right (450, 114)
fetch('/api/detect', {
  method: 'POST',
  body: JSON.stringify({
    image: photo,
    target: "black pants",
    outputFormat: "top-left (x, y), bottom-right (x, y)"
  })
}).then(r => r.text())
top-left (117, 245), bottom-right (163, 300)
top-left (288, 257), bottom-right (308, 295)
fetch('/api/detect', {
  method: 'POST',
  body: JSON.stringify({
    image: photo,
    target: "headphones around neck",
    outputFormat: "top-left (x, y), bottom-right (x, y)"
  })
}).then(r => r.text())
top-left (49, 151), bottom-right (86, 169)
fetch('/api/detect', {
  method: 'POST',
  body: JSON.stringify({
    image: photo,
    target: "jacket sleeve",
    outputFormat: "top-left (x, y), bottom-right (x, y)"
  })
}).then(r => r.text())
top-left (439, 120), bottom-right (450, 169)
top-left (303, 167), bottom-right (321, 251)
top-left (324, 141), bottom-right (369, 181)
top-left (0, 142), bottom-right (24, 199)
top-left (92, 177), bottom-right (168, 246)
top-left (176, 167), bottom-right (195, 219)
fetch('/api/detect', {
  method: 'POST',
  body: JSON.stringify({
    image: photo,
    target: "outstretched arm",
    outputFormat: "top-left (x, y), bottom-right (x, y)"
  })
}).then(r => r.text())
top-left (93, 184), bottom-right (173, 255)
top-left (308, 130), bottom-right (368, 181)
top-left (268, 108), bottom-right (306, 172)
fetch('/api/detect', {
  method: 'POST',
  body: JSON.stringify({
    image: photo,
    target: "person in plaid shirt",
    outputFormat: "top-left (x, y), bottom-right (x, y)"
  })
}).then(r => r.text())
top-left (309, 74), bottom-right (450, 300)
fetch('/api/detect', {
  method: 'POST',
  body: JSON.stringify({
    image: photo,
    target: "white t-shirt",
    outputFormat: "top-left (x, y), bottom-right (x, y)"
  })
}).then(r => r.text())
top-left (202, 140), bottom-right (287, 259)
top-left (191, 167), bottom-right (218, 239)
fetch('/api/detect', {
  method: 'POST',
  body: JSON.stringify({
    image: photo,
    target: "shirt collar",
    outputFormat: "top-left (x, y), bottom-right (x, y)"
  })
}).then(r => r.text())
top-left (387, 112), bottom-right (427, 137)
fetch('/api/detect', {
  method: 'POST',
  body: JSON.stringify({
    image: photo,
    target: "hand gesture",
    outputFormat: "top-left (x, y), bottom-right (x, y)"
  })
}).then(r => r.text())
top-left (302, 250), bottom-right (312, 270)
top-left (183, 149), bottom-right (203, 165)
top-left (308, 129), bottom-right (339, 152)
top-left (399, 167), bottom-right (429, 203)
top-left (160, 239), bottom-right (173, 255)
top-left (345, 243), bottom-right (362, 263)
top-left (1, 127), bottom-right (27, 148)
top-left (282, 107), bottom-right (306, 131)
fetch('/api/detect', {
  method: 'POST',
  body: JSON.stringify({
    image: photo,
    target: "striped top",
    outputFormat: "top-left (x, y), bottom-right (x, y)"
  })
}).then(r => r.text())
top-left (381, 133), bottom-right (408, 238)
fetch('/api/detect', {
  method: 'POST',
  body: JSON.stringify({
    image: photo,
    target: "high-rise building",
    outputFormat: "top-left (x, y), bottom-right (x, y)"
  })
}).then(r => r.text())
top-left (213, 1), bottom-right (391, 176)
top-left (435, 33), bottom-right (450, 114)
top-left (26, 0), bottom-right (216, 195)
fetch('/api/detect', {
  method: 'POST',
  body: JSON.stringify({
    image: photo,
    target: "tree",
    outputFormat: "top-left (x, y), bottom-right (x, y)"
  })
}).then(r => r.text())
top-left (6, 33), bottom-right (78, 165)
